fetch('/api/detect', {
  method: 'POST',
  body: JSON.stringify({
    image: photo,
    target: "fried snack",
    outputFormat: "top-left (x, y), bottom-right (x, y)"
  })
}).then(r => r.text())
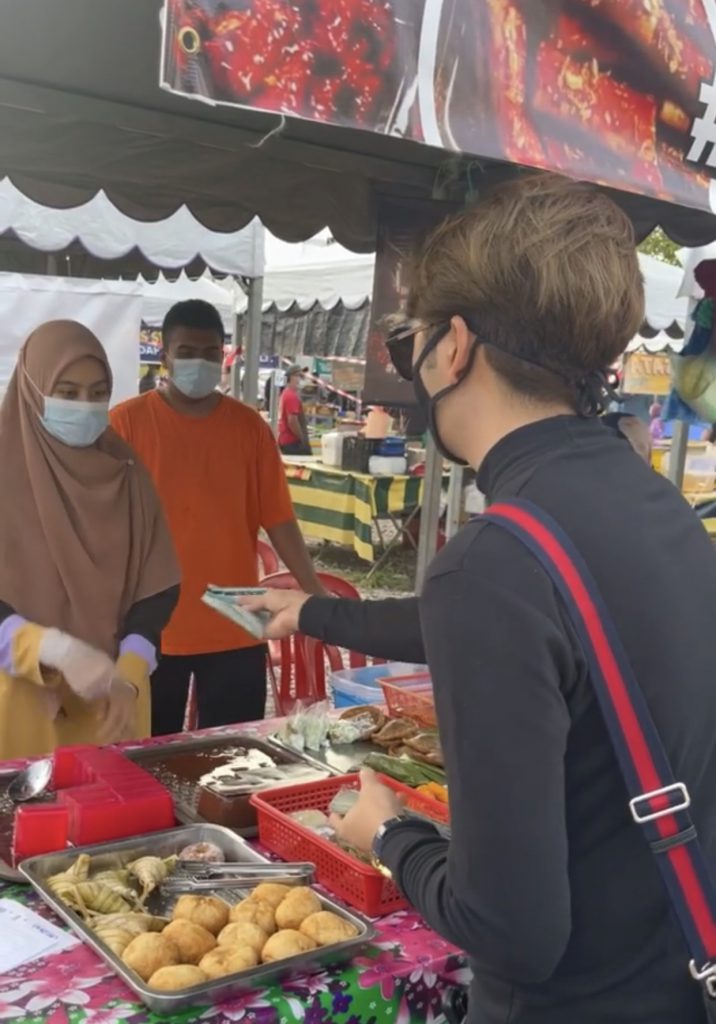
top-left (163, 920), bottom-right (217, 964)
top-left (249, 883), bottom-right (293, 909)
top-left (218, 921), bottom-right (268, 954)
top-left (148, 965), bottom-right (208, 991)
top-left (199, 945), bottom-right (259, 980)
top-left (229, 897), bottom-right (276, 935)
top-left (121, 933), bottom-right (181, 983)
top-left (300, 911), bottom-right (360, 947)
top-left (275, 887), bottom-right (322, 930)
top-left (172, 895), bottom-right (230, 936)
top-left (261, 928), bottom-right (317, 963)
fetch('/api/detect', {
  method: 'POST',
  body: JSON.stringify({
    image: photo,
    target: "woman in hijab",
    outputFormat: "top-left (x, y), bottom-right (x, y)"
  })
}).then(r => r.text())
top-left (0, 321), bottom-right (180, 759)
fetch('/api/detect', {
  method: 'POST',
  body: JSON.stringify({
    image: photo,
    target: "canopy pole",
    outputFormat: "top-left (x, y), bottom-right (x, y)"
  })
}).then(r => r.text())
top-left (444, 465), bottom-right (463, 541)
top-left (243, 275), bottom-right (264, 406)
top-left (667, 421), bottom-right (689, 489)
top-left (269, 370), bottom-right (280, 434)
top-left (415, 437), bottom-right (443, 592)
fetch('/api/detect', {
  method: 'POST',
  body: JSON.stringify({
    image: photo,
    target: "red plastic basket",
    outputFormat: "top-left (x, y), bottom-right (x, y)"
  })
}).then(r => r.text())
top-left (250, 773), bottom-right (448, 917)
top-left (379, 673), bottom-right (436, 728)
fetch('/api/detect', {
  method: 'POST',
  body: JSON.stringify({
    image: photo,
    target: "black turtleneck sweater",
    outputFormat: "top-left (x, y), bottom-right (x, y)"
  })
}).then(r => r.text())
top-left (300, 416), bottom-right (716, 1024)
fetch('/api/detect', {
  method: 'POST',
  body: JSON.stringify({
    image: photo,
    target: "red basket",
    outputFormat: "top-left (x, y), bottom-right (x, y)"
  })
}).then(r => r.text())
top-left (250, 773), bottom-right (448, 917)
top-left (379, 673), bottom-right (436, 728)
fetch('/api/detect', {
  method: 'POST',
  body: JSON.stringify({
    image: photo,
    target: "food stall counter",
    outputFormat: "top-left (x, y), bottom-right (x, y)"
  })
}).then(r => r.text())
top-left (0, 717), bottom-right (469, 1024)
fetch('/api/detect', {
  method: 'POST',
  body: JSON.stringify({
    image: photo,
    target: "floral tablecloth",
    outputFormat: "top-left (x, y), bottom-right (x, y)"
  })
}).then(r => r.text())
top-left (0, 723), bottom-right (470, 1024)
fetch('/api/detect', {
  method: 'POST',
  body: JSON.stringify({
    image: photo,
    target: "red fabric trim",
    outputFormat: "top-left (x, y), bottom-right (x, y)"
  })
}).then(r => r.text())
top-left (489, 503), bottom-right (716, 955)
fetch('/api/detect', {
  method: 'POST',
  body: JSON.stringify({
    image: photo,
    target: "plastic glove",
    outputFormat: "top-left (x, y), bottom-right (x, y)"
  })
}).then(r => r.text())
top-left (97, 678), bottom-right (138, 744)
top-left (39, 629), bottom-right (115, 702)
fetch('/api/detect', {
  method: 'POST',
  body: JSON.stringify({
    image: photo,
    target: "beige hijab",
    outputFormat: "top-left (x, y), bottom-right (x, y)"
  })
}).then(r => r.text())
top-left (0, 321), bottom-right (179, 655)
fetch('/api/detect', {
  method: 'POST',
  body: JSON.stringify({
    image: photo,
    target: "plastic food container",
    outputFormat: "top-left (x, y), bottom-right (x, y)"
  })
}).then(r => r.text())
top-left (251, 773), bottom-right (448, 916)
top-left (329, 662), bottom-right (427, 709)
top-left (368, 455), bottom-right (407, 476)
top-left (320, 431), bottom-right (345, 467)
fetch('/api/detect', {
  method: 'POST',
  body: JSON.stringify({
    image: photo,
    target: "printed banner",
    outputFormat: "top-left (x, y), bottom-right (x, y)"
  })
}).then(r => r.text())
top-left (161, 0), bottom-right (716, 214)
top-left (622, 352), bottom-right (672, 396)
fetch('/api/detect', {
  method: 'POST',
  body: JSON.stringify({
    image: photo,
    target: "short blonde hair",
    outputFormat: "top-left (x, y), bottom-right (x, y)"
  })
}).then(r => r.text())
top-left (408, 174), bottom-right (644, 407)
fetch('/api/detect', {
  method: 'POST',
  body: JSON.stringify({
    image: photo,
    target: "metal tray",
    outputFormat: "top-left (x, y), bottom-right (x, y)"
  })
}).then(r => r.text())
top-left (126, 734), bottom-right (328, 836)
top-left (20, 823), bottom-right (376, 1015)
top-left (267, 735), bottom-right (377, 777)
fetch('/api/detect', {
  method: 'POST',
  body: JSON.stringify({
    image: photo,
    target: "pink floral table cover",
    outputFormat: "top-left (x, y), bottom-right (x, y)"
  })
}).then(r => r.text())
top-left (0, 723), bottom-right (470, 1024)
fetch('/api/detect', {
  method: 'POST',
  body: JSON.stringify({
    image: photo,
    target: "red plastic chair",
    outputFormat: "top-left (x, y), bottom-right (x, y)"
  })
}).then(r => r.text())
top-left (183, 541), bottom-right (281, 731)
top-left (256, 538), bottom-right (280, 577)
top-left (258, 571), bottom-right (383, 714)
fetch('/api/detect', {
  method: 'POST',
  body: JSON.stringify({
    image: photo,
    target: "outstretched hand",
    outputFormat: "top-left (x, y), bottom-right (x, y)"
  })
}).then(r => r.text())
top-left (238, 589), bottom-right (310, 640)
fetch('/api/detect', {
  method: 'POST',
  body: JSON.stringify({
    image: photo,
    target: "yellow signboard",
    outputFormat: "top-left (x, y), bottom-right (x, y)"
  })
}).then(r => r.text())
top-left (622, 352), bottom-right (672, 396)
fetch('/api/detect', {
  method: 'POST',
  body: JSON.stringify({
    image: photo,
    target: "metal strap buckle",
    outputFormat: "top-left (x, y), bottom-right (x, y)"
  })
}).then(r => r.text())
top-left (690, 960), bottom-right (716, 998)
top-left (629, 782), bottom-right (690, 824)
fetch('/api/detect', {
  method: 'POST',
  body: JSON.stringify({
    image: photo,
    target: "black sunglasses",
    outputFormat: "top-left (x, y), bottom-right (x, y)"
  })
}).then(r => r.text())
top-left (386, 321), bottom-right (448, 382)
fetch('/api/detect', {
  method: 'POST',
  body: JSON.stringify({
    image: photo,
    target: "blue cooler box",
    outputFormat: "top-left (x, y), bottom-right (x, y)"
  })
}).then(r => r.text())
top-left (330, 662), bottom-right (428, 708)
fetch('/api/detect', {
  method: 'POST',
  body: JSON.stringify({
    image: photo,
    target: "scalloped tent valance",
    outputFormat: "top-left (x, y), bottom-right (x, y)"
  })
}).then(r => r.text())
top-left (0, 178), bottom-right (264, 277)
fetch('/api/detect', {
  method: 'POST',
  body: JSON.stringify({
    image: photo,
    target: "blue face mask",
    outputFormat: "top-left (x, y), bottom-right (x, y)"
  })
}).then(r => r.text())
top-left (41, 397), bottom-right (109, 447)
top-left (171, 358), bottom-right (222, 399)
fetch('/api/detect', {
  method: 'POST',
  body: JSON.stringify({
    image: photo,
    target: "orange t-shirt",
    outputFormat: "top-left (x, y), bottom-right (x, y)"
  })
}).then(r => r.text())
top-left (110, 391), bottom-right (295, 656)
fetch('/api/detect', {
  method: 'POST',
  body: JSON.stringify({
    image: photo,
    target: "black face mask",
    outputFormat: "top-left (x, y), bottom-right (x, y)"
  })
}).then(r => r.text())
top-left (412, 326), bottom-right (480, 466)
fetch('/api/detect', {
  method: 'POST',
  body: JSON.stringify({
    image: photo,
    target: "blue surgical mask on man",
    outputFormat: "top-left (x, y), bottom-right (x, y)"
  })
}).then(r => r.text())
top-left (171, 358), bottom-right (222, 399)
top-left (41, 397), bottom-right (109, 447)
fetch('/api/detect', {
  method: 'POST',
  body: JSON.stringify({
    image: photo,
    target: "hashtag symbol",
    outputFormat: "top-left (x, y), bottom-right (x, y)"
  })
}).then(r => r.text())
top-left (688, 72), bottom-right (716, 167)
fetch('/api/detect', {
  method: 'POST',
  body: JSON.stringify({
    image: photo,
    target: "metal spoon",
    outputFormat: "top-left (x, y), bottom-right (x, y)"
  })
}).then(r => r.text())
top-left (8, 759), bottom-right (53, 803)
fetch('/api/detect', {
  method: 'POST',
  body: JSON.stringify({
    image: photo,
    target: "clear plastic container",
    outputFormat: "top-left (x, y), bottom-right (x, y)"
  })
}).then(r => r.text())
top-left (329, 662), bottom-right (427, 708)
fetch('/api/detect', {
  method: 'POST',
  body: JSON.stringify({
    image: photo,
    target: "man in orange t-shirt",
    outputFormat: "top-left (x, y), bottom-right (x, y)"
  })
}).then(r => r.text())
top-left (111, 300), bottom-right (322, 735)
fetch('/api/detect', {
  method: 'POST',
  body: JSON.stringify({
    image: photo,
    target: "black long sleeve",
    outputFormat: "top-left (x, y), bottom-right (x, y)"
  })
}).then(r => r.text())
top-left (299, 596), bottom-right (425, 662)
top-left (379, 530), bottom-right (574, 987)
top-left (120, 585), bottom-right (180, 649)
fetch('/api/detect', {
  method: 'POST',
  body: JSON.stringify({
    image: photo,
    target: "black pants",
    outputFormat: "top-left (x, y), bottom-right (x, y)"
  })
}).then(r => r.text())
top-left (280, 440), bottom-right (311, 456)
top-left (151, 646), bottom-right (267, 737)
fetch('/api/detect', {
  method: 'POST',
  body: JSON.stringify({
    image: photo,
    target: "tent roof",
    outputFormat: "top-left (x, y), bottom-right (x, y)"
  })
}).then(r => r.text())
top-left (2, 0), bottom-right (716, 251)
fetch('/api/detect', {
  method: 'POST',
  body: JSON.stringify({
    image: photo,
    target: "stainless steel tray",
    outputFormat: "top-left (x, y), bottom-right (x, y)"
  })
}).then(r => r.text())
top-left (20, 823), bottom-right (375, 1015)
top-left (125, 734), bottom-right (327, 837)
top-left (266, 735), bottom-right (377, 777)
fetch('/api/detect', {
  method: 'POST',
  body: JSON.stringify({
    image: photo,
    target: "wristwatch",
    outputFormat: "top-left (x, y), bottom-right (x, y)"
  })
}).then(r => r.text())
top-left (370, 816), bottom-right (406, 879)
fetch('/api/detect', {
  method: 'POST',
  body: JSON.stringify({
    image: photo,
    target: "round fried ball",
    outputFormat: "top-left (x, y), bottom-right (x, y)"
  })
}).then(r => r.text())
top-left (122, 933), bottom-right (180, 982)
top-left (249, 882), bottom-right (293, 909)
top-left (261, 928), bottom-right (317, 963)
top-left (229, 897), bottom-right (276, 935)
top-left (218, 921), bottom-right (268, 954)
top-left (172, 895), bottom-right (230, 936)
top-left (163, 919), bottom-right (217, 964)
top-left (199, 945), bottom-right (259, 980)
top-left (300, 911), bottom-right (360, 947)
top-left (275, 887), bottom-right (322, 930)
top-left (148, 965), bottom-right (208, 991)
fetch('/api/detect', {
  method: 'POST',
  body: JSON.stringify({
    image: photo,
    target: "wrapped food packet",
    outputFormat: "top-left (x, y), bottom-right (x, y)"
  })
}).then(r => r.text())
top-left (277, 699), bottom-right (330, 752)
top-left (329, 787), bottom-right (360, 817)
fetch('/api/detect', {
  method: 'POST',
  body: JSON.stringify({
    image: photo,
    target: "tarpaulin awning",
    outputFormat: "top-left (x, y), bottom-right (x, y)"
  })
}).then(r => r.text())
top-left (2, 1), bottom-right (716, 251)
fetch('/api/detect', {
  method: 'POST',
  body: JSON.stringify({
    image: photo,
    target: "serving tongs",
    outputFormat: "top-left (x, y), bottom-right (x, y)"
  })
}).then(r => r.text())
top-left (162, 860), bottom-right (316, 893)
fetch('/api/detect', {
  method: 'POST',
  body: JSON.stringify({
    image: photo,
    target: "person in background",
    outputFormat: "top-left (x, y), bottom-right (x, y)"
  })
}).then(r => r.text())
top-left (243, 176), bottom-right (716, 1023)
top-left (278, 365), bottom-right (311, 455)
top-left (111, 300), bottom-right (323, 735)
top-left (0, 321), bottom-right (179, 759)
top-left (649, 401), bottom-right (665, 442)
top-left (601, 411), bottom-right (652, 463)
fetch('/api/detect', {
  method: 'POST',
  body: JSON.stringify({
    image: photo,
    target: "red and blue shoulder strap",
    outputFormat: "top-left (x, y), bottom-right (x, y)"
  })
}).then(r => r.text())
top-left (482, 498), bottom-right (716, 998)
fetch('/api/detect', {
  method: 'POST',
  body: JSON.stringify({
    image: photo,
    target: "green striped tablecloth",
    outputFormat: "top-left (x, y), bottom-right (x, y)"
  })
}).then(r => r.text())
top-left (285, 461), bottom-right (424, 561)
